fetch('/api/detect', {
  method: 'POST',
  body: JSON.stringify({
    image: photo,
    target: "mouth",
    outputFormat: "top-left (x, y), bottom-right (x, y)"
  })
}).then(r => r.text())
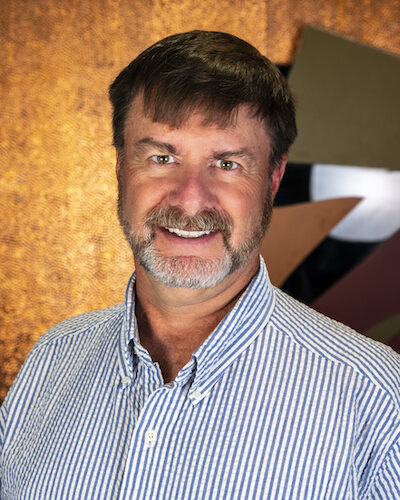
top-left (163, 227), bottom-right (214, 239)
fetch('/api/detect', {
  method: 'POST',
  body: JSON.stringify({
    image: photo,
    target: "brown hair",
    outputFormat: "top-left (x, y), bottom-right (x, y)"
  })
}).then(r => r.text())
top-left (109, 30), bottom-right (297, 166)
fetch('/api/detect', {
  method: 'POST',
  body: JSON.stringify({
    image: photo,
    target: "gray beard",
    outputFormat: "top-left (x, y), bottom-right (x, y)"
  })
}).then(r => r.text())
top-left (132, 246), bottom-right (234, 289)
top-left (117, 185), bottom-right (272, 289)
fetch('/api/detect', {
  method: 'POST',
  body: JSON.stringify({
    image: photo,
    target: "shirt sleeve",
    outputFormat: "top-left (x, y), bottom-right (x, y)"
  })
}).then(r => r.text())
top-left (369, 439), bottom-right (400, 499)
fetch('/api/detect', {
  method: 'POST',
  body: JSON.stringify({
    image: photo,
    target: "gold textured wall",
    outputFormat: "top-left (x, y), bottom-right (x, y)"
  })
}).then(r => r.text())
top-left (1, 0), bottom-right (399, 401)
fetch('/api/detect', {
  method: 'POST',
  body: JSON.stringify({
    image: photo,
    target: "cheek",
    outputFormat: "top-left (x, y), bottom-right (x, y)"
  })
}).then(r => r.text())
top-left (120, 175), bottom-right (166, 219)
top-left (219, 184), bottom-right (266, 240)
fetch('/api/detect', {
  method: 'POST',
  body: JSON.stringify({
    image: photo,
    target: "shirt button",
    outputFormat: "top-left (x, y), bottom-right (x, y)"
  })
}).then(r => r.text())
top-left (121, 376), bottom-right (130, 385)
top-left (192, 390), bottom-right (202, 400)
top-left (144, 429), bottom-right (157, 447)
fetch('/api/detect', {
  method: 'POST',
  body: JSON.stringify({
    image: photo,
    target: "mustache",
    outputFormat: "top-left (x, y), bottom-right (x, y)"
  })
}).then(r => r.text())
top-left (144, 205), bottom-right (233, 237)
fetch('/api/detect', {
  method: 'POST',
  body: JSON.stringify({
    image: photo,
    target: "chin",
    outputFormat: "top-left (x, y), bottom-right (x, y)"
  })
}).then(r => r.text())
top-left (137, 250), bottom-right (234, 289)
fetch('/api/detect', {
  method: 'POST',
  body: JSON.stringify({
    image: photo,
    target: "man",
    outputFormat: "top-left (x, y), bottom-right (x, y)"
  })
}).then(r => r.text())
top-left (1, 31), bottom-right (399, 499)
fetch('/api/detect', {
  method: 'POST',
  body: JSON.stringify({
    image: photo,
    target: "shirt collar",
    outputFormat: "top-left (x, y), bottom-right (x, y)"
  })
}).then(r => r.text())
top-left (118, 256), bottom-right (276, 392)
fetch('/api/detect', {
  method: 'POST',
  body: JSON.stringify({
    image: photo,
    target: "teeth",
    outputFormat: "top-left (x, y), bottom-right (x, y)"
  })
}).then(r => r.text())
top-left (165, 227), bottom-right (212, 238)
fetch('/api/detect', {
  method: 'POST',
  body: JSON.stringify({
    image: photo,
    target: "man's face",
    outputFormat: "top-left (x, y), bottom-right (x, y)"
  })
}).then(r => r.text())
top-left (117, 96), bottom-right (285, 289)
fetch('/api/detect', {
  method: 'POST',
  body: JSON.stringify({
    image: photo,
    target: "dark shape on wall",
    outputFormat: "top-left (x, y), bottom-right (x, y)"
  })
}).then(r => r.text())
top-left (281, 237), bottom-right (380, 304)
top-left (274, 162), bottom-right (311, 206)
top-left (312, 230), bottom-right (400, 349)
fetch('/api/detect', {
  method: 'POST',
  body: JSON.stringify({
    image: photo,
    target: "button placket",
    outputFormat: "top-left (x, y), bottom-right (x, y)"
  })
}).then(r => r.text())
top-left (119, 380), bottom-right (194, 497)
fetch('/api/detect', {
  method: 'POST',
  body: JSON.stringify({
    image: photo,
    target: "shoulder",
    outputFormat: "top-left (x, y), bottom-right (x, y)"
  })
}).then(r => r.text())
top-left (33, 302), bottom-right (125, 350)
top-left (270, 287), bottom-right (400, 406)
top-left (1, 303), bottom-right (125, 413)
top-left (10, 303), bottom-right (125, 393)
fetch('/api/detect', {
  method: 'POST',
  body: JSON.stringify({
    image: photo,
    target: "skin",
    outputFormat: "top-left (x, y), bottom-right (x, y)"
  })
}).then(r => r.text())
top-left (116, 95), bottom-right (287, 382)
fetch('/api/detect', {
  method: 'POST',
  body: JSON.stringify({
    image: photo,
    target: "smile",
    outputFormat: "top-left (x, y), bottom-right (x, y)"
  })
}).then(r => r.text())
top-left (164, 227), bottom-right (213, 238)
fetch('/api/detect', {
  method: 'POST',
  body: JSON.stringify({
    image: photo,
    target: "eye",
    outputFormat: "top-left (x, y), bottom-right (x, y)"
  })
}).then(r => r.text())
top-left (151, 154), bottom-right (175, 165)
top-left (216, 159), bottom-right (240, 171)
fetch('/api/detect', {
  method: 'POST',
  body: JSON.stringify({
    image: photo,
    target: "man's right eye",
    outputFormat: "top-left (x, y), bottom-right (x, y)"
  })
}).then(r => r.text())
top-left (150, 155), bottom-right (175, 165)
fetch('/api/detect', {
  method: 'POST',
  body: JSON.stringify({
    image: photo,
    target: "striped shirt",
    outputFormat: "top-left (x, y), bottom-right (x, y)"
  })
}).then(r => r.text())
top-left (1, 257), bottom-right (400, 499)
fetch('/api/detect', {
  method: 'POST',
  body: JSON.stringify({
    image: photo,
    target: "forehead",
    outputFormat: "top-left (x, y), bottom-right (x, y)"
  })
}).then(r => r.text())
top-left (124, 95), bottom-right (272, 153)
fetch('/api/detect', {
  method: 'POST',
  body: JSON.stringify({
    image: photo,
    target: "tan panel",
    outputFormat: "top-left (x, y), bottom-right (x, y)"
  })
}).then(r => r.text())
top-left (262, 198), bottom-right (361, 286)
top-left (1, 0), bottom-right (399, 400)
top-left (288, 26), bottom-right (400, 169)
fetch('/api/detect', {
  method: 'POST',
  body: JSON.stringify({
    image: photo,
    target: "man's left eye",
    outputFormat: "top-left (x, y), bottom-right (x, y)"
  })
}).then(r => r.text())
top-left (151, 155), bottom-right (175, 165)
top-left (216, 159), bottom-right (239, 171)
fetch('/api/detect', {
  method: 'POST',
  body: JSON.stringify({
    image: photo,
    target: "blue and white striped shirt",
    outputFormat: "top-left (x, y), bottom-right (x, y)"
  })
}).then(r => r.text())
top-left (1, 257), bottom-right (400, 499)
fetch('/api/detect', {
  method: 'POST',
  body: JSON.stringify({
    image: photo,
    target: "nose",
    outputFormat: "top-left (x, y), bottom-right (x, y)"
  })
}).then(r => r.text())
top-left (166, 167), bottom-right (217, 215)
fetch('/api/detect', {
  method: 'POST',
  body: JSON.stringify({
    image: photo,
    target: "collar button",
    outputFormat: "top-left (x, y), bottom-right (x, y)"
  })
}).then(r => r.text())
top-left (192, 390), bottom-right (202, 400)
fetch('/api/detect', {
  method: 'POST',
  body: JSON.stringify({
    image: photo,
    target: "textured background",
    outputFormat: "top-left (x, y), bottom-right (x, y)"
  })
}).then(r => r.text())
top-left (1, 0), bottom-right (399, 401)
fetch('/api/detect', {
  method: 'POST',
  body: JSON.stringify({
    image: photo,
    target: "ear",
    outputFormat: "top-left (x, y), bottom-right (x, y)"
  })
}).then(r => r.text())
top-left (270, 153), bottom-right (288, 200)
top-left (115, 150), bottom-right (123, 178)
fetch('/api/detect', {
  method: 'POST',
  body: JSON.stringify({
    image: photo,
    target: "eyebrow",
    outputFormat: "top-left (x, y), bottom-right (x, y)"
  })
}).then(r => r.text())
top-left (133, 137), bottom-right (178, 155)
top-left (213, 149), bottom-right (256, 162)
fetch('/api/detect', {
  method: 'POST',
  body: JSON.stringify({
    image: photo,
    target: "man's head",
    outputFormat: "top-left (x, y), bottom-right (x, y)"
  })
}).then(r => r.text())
top-left (110, 31), bottom-right (297, 289)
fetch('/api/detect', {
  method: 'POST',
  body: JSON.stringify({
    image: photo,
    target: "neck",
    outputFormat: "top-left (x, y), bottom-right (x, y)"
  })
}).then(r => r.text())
top-left (134, 255), bottom-right (259, 382)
